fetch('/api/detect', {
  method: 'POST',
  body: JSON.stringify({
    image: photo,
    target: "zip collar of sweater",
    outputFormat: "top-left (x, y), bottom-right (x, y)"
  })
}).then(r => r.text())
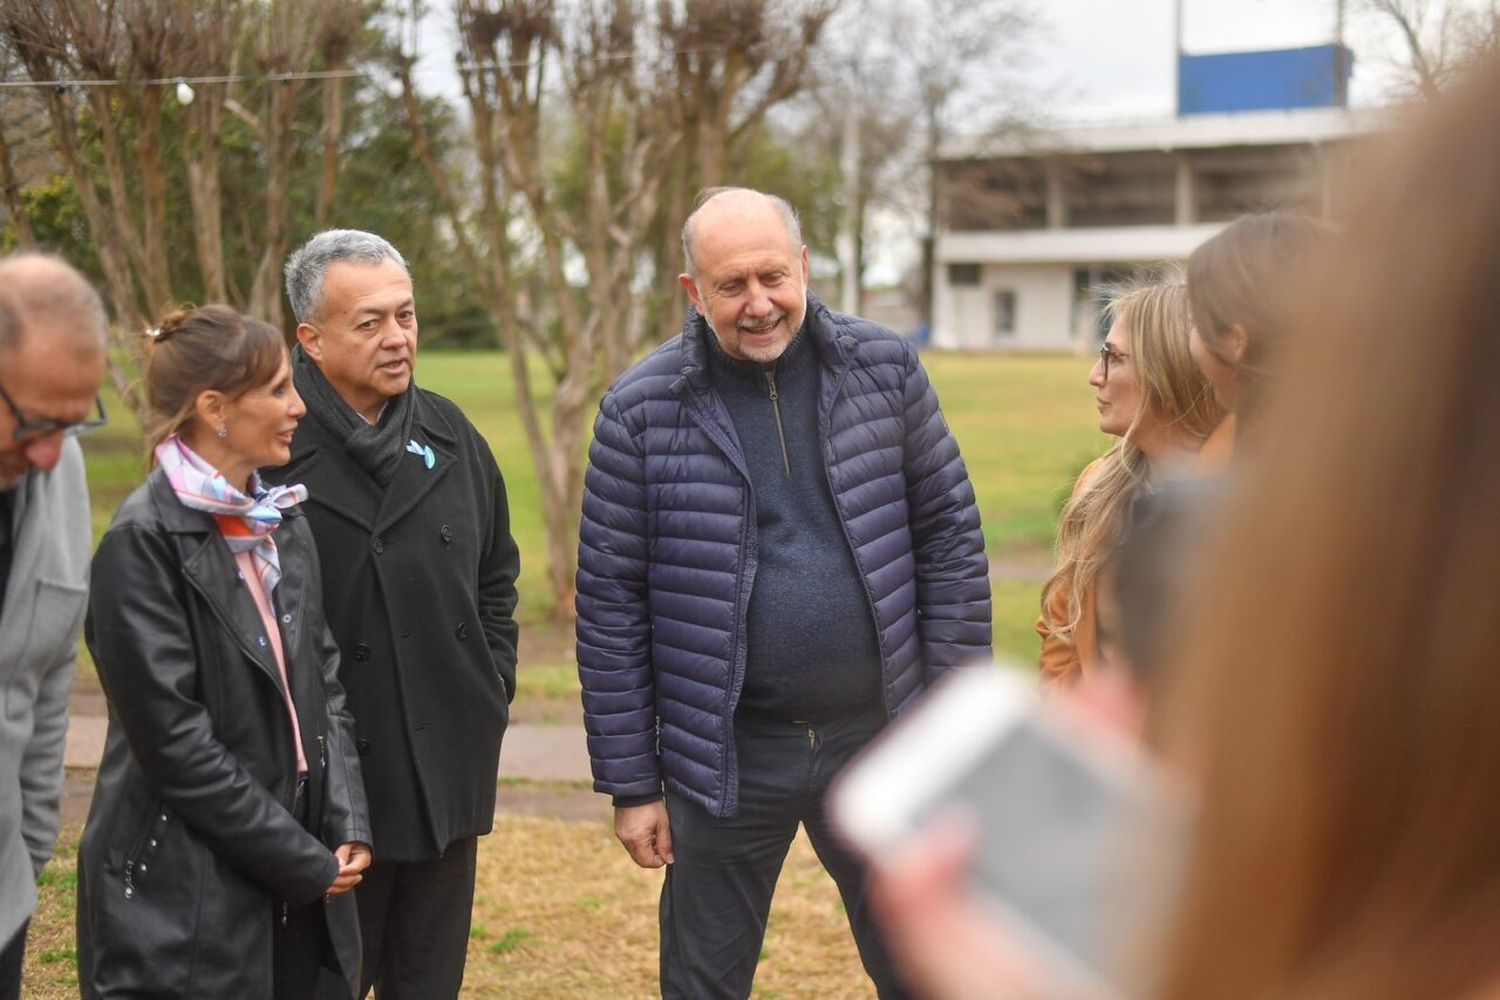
top-left (703, 320), bottom-right (813, 387)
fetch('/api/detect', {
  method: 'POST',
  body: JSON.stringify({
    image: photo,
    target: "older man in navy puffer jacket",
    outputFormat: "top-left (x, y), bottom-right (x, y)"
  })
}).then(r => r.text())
top-left (576, 187), bottom-right (991, 999)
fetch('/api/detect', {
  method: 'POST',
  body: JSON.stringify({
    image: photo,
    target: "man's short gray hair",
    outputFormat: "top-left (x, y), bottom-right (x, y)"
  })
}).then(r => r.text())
top-left (0, 251), bottom-right (107, 355)
top-left (284, 229), bottom-right (410, 323)
top-left (681, 188), bottom-right (803, 278)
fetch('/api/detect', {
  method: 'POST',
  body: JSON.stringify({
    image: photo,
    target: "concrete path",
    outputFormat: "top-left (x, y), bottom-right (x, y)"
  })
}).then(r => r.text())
top-left (64, 716), bottom-right (593, 783)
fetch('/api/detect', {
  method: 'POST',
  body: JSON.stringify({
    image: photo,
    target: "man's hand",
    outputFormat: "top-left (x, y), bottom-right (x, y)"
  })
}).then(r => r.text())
top-left (327, 841), bottom-right (373, 896)
top-left (614, 801), bottom-right (674, 869)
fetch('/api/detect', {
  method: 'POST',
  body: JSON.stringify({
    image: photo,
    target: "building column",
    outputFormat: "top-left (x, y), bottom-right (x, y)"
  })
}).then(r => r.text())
top-left (1175, 153), bottom-right (1196, 225)
top-left (1045, 161), bottom-right (1069, 229)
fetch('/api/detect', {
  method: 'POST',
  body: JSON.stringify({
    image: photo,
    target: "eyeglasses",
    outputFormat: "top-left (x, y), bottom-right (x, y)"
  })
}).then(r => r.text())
top-left (1098, 342), bottom-right (1130, 379)
top-left (0, 380), bottom-right (108, 442)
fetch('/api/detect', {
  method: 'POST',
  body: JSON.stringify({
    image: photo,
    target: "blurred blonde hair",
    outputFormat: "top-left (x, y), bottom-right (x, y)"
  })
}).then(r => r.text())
top-left (1040, 279), bottom-right (1221, 650)
top-left (1155, 57), bottom-right (1500, 1000)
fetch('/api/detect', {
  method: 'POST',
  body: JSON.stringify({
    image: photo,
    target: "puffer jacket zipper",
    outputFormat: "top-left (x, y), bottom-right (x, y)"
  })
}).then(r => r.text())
top-left (764, 370), bottom-right (792, 476)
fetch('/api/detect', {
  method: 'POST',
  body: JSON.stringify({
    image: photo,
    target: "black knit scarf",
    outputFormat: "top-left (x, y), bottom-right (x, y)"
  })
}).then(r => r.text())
top-left (292, 344), bottom-right (415, 487)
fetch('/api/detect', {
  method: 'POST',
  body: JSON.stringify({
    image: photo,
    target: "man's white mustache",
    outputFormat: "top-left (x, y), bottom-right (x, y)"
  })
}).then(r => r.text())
top-left (738, 311), bottom-right (785, 333)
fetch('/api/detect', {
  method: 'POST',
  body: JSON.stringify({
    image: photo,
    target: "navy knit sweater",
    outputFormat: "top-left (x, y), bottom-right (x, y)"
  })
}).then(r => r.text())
top-left (706, 328), bottom-right (884, 721)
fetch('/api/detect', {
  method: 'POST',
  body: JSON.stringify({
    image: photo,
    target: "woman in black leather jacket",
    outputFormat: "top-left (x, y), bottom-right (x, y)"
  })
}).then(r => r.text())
top-left (77, 306), bottom-right (371, 999)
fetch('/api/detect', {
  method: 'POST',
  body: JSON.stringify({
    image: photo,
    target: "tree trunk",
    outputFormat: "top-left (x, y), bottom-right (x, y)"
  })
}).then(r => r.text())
top-left (184, 86), bottom-right (229, 304)
top-left (249, 73), bottom-right (302, 329)
top-left (0, 119), bottom-right (35, 247)
top-left (134, 87), bottom-right (174, 318)
top-left (315, 74), bottom-right (345, 229)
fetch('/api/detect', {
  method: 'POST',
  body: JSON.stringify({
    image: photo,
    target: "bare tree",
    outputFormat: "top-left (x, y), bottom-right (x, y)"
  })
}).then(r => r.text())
top-left (895, 0), bottom-right (1034, 325)
top-left (793, 0), bottom-right (1033, 320)
top-left (652, 0), bottom-right (837, 335)
top-left (0, 122), bottom-right (34, 249)
top-left (176, 0), bottom-right (244, 304)
top-left (314, 1), bottom-right (364, 230)
top-left (0, 44), bottom-right (45, 248)
top-left (0, 0), bottom-right (360, 369)
top-left (3, 1), bottom-right (160, 403)
top-left (399, 0), bottom-right (684, 618)
top-left (1360, 0), bottom-right (1500, 99)
top-left (241, 2), bottom-right (362, 328)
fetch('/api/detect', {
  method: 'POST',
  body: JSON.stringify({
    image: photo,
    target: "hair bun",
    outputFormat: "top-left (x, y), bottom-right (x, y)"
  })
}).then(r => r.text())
top-left (146, 307), bottom-right (193, 345)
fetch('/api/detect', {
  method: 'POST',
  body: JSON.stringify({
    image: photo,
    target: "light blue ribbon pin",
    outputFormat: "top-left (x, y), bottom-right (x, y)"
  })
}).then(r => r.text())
top-left (405, 439), bottom-right (436, 470)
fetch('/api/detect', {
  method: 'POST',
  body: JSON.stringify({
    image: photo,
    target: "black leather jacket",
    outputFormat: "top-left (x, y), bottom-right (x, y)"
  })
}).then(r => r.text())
top-left (77, 469), bottom-right (370, 999)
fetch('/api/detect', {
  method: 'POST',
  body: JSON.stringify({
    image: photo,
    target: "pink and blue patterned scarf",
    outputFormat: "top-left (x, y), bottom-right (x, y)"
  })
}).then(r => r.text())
top-left (155, 436), bottom-right (308, 605)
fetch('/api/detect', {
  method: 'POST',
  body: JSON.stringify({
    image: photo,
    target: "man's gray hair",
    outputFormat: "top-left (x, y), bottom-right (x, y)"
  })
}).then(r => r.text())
top-left (681, 188), bottom-right (803, 277)
top-left (284, 229), bottom-right (410, 323)
top-left (0, 251), bottom-right (107, 354)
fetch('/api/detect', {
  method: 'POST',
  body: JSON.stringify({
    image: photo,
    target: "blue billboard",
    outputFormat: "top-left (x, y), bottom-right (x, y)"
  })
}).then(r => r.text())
top-left (1178, 45), bottom-right (1352, 115)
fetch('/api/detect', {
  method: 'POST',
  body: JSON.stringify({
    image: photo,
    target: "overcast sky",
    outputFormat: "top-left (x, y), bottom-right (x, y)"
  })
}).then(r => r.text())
top-left (1026, 0), bottom-right (1411, 122)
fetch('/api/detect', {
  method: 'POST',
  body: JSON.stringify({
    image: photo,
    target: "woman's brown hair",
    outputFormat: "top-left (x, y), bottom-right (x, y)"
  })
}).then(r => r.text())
top-left (1155, 59), bottom-right (1500, 1000)
top-left (142, 305), bottom-right (286, 451)
top-left (1187, 211), bottom-right (1328, 421)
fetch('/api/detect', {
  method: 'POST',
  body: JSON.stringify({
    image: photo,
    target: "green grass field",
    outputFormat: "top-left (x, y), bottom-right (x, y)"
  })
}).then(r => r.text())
top-left (81, 350), bottom-right (1103, 673)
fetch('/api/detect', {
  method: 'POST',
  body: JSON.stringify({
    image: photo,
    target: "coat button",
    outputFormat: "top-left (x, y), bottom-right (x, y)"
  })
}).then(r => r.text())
top-left (257, 635), bottom-right (268, 647)
top-left (355, 738), bottom-right (371, 755)
top-left (352, 643), bottom-right (371, 661)
top-left (440, 525), bottom-right (453, 545)
top-left (371, 536), bottom-right (385, 554)
top-left (281, 613), bottom-right (293, 624)
top-left (455, 621), bottom-right (469, 640)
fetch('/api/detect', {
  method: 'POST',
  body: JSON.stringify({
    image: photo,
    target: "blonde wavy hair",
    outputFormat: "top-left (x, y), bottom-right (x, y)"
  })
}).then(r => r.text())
top-left (1040, 278), bottom-right (1222, 649)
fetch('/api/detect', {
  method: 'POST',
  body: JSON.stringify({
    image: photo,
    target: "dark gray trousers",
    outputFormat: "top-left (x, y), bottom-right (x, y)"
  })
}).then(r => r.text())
top-left (0, 918), bottom-right (25, 1000)
top-left (354, 837), bottom-right (478, 1000)
top-left (659, 708), bottom-right (913, 1000)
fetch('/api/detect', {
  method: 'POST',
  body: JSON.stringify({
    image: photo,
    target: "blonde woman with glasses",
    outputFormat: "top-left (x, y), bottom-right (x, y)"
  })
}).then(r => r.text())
top-left (1037, 280), bottom-right (1222, 687)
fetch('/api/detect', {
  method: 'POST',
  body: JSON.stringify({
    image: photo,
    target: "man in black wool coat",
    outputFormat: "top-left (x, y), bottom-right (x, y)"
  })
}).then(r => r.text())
top-left (265, 229), bottom-right (520, 999)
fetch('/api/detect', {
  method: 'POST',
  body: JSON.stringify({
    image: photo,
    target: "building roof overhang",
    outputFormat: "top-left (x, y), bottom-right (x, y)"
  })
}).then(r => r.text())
top-left (939, 106), bottom-right (1394, 162)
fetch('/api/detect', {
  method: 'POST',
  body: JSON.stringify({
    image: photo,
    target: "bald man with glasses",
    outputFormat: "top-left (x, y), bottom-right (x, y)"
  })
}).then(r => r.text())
top-left (0, 252), bottom-right (108, 1000)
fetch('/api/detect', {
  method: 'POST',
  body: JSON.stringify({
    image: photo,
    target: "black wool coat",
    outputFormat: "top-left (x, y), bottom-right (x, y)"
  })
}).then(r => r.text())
top-left (264, 387), bottom-right (520, 861)
top-left (79, 470), bottom-right (370, 999)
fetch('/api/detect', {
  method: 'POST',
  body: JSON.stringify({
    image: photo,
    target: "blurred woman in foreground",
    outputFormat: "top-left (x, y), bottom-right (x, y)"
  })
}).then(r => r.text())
top-left (1036, 281), bottom-right (1220, 687)
top-left (78, 306), bottom-right (370, 998)
top-left (868, 55), bottom-right (1500, 1000)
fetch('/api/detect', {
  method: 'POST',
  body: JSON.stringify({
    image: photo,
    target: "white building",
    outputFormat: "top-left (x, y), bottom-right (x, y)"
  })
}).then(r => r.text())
top-left (930, 106), bottom-right (1386, 352)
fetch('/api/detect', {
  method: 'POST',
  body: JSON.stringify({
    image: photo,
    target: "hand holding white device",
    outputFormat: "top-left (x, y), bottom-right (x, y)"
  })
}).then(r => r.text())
top-left (829, 666), bottom-right (1182, 999)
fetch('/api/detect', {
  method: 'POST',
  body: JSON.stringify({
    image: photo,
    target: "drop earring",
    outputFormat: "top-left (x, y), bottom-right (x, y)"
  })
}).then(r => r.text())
top-left (216, 423), bottom-right (228, 438)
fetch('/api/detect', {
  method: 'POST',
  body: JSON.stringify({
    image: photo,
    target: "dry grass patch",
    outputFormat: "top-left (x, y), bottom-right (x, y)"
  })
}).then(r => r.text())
top-left (463, 815), bottom-right (873, 998)
top-left (23, 823), bottom-right (81, 1000)
top-left (28, 817), bottom-right (876, 998)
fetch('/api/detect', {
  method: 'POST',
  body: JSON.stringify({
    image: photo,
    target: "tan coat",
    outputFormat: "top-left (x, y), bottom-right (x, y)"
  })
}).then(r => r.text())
top-left (1035, 458), bottom-right (1104, 687)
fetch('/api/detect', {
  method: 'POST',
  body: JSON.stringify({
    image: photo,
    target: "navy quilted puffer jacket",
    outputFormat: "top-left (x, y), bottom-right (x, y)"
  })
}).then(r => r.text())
top-left (576, 298), bottom-right (991, 818)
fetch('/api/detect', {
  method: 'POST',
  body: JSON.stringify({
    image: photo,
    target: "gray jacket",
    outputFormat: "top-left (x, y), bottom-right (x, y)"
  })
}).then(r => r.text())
top-left (0, 439), bottom-right (89, 943)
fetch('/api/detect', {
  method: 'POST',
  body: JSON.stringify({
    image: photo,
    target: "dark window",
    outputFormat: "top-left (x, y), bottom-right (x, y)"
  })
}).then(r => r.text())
top-left (994, 289), bottom-right (1017, 339)
top-left (948, 263), bottom-right (981, 286)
